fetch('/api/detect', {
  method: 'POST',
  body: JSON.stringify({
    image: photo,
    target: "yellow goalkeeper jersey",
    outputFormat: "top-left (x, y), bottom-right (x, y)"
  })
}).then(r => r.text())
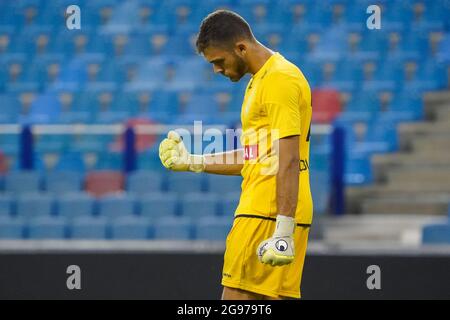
top-left (235, 52), bottom-right (313, 225)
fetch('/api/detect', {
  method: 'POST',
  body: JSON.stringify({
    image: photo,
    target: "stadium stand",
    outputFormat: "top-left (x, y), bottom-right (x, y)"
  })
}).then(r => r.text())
top-left (0, 0), bottom-right (449, 242)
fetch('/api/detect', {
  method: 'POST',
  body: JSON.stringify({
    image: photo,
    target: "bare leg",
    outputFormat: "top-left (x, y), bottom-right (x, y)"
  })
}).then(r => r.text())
top-left (221, 287), bottom-right (265, 300)
top-left (263, 295), bottom-right (281, 300)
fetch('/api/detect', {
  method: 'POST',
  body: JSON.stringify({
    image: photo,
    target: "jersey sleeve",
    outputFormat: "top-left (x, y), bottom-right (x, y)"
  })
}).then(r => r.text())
top-left (261, 71), bottom-right (304, 140)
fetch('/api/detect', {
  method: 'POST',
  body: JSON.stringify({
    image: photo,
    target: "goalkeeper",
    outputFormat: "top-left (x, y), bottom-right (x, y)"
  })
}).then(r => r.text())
top-left (159, 10), bottom-right (313, 300)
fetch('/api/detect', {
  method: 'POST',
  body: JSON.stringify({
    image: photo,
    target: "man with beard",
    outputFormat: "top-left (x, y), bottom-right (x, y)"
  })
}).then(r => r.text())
top-left (159, 10), bottom-right (313, 300)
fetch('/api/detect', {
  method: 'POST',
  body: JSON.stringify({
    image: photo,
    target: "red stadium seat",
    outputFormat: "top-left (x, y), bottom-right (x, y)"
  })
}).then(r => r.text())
top-left (85, 171), bottom-right (124, 197)
top-left (311, 89), bottom-right (341, 123)
top-left (0, 152), bottom-right (8, 174)
top-left (110, 118), bottom-right (158, 152)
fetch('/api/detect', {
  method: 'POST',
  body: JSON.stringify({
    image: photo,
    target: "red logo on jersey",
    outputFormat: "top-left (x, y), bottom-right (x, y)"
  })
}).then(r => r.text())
top-left (244, 145), bottom-right (258, 160)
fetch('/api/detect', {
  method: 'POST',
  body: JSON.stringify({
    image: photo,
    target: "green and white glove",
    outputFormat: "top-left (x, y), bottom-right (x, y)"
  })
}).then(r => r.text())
top-left (257, 215), bottom-right (295, 266)
top-left (158, 130), bottom-right (205, 173)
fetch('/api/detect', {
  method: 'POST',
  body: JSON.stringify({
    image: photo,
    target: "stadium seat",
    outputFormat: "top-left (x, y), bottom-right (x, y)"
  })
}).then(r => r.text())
top-left (181, 192), bottom-right (219, 218)
top-left (45, 171), bottom-right (82, 194)
top-left (94, 152), bottom-right (123, 171)
top-left (85, 171), bottom-right (125, 197)
top-left (134, 57), bottom-right (169, 89)
top-left (27, 216), bottom-right (67, 239)
top-left (310, 170), bottom-right (330, 214)
top-left (206, 175), bottom-right (242, 194)
top-left (54, 152), bottom-right (86, 172)
top-left (57, 192), bottom-right (95, 220)
top-left (221, 192), bottom-right (240, 216)
top-left (0, 194), bottom-right (13, 218)
top-left (69, 216), bottom-right (109, 239)
top-left (98, 193), bottom-right (136, 219)
top-left (4, 171), bottom-right (41, 194)
top-left (0, 216), bottom-right (25, 239)
top-left (167, 57), bottom-right (205, 91)
top-left (26, 93), bottom-right (62, 123)
top-left (167, 172), bottom-right (204, 194)
top-left (110, 215), bottom-right (152, 239)
top-left (194, 216), bottom-right (233, 241)
top-left (137, 148), bottom-right (163, 171)
top-left (16, 193), bottom-right (54, 219)
top-left (153, 216), bottom-right (193, 240)
top-left (0, 95), bottom-right (21, 123)
top-left (311, 89), bottom-right (342, 123)
top-left (344, 154), bottom-right (373, 185)
top-left (139, 192), bottom-right (178, 219)
top-left (127, 170), bottom-right (163, 194)
top-left (422, 224), bottom-right (450, 244)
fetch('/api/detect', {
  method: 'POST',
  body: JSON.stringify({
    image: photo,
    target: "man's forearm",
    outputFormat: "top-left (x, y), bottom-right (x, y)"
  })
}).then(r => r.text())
top-left (276, 136), bottom-right (300, 218)
top-left (203, 149), bottom-right (244, 175)
top-left (277, 160), bottom-right (299, 218)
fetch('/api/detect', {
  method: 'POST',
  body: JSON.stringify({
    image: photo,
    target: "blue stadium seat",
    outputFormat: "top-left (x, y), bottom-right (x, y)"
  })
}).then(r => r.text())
top-left (34, 134), bottom-right (69, 154)
top-left (163, 31), bottom-right (198, 57)
top-left (137, 148), bottom-right (165, 170)
top-left (0, 95), bottom-right (21, 123)
top-left (110, 216), bottom-right (152, 239)
top-left (181, 192), bottom-right (219, 218)
top-left (168, 57), bottom-right (205, 91)
top-left (0, 216), bottom-right (25, 239)
top-left (365, 120), bottom-right (398, 151)
top-left (27, 216), bottom-right (67, 239)
top-left (0, 194), bottom-right (13, 218)
top-left (134, 57), bottom-right (169, 89)
top-left (127, 170), bottom-right (163, 194)
top-left (234, 2), bottom-right (280, 26)
top-left (153, 216), bottom-right (193, 240)
top-left (5, 171), bottom-right (41, 194)
top-left (422, 223), bottom-right (450, 244)
top-left (17, 193), bottom-right (54, 219)
top-left (179, 91), bottom-right (231, 118)
top-left (345, 91), bottom-right (380, 115)
top-left (69, 134), bottom-right (111, 154)
top-left (437, 33), bottom-right (450, 63)
top-left (54, 152), bottom-right (86, 172)
top-left (94, 152), bottom-right (123, 170)
top-left (0, 26), bottom-right (15, 54)
top-left (194, 216), bottom-right (233, 241)
top-left (57, 192), bottom-right (95, 220)
top-left (207, 175), bottom-right (242, 194)
top-left (310, 170), bottom-right (330, 214)
top-left (221, 192), bottom-right (240, 216)
top-left (25, 53), bottom-right (65, 84)
top-left (344, 154), bottom-right (373, 185)
top-left (167, 172), bottom-right (204, 193)
top-left (96, 105), bottom-right (127, 125)
top-left (98, 193), bottom-right (136, 219)
top-left (139, 192), bottom-right (178, 219)
top-left (69, 216), bottom-right (109, 239)
top-left (53, 29), bottom-right (96, 56)
top-left (45, 171), bottom-right (83, 194)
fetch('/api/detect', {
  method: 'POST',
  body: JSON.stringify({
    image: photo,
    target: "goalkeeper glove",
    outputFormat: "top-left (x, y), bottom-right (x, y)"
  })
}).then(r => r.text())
top-left (159, 130), bottom-right (205, 173)
top-left (257, 215), bottom-right (295, 266)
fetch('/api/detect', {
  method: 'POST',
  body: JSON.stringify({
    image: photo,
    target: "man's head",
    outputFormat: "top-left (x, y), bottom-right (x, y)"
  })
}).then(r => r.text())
top-left (196, 10), bottom-right (255, 82)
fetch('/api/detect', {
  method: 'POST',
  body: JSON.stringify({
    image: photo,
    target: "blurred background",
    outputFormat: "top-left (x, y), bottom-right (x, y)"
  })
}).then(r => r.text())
top-left (0, 0), bottom-right (449, 299)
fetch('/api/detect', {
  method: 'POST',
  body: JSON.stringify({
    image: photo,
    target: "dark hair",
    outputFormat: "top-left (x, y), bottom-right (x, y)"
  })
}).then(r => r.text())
top-left (196, 10), bottom-right (254, 54)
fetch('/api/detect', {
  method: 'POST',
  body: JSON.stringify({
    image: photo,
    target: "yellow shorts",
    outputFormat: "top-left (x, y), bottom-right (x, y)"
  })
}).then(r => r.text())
top-left (221, 215), bottom-right (311, 299)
